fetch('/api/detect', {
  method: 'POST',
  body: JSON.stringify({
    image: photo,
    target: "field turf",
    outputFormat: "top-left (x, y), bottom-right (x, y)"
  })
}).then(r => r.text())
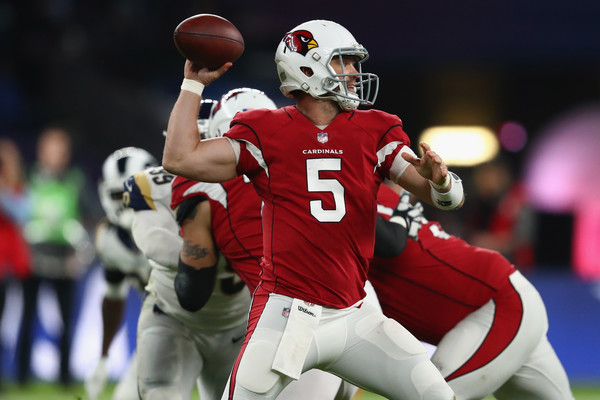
top-left (2, 382), bottom-right (599, 399)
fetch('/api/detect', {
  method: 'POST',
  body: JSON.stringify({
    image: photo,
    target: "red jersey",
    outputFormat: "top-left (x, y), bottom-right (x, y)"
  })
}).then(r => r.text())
top-left (371, 185), bottom-right (516, 345)
top-left (0, 211), bottom-right (30, 279)
top-left (225, 106), bottom-right (410, 308)
top-left (171, 175), bottom-right (263, 293)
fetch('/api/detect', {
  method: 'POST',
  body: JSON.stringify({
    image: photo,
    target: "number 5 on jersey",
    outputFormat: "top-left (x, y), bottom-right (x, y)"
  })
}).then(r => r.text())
top-left (306, 158), bottom-right (346, 223)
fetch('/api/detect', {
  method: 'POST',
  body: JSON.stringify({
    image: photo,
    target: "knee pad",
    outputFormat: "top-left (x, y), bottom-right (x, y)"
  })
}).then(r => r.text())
top-left (380, 318), bottom-right (426, 359)
top-left (412, 361), bottom-right (455, 400)
top-left (237, 340), bottom-right (282, 394)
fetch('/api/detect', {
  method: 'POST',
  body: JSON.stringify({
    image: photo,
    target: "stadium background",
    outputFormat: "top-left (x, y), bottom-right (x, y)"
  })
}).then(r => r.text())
top-left (1, 0), bottom-right (600, 395)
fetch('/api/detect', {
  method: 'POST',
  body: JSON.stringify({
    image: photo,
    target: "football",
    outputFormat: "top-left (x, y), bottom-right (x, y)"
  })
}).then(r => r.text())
top-left (173, 14), bottom-right (244, 69)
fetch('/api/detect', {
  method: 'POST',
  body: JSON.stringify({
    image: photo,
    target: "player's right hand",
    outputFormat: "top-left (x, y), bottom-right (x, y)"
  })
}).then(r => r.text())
top-left (184, 60), bottom-right (232, 86)
top-left (84, 357), bottom-right (108, 400)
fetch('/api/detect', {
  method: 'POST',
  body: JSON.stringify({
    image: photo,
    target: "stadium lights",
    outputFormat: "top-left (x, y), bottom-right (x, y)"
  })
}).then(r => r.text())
top-left (418, 126), bottom-right (499, 167)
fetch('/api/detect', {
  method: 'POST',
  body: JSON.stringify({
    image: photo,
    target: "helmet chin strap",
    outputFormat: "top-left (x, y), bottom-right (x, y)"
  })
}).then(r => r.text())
top-left (328, 81), bottom-right (360, 111)
top-left (337, 96), bottom-right (359, 111)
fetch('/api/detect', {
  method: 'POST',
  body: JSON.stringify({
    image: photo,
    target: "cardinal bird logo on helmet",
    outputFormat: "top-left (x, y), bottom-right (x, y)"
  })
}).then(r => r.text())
top-left (283, 30), bottom-right (318, 56)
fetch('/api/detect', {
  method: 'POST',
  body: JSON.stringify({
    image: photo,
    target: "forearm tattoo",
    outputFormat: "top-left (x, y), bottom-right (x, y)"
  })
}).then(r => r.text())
top-left (182, 239), bottom-right (210, 260)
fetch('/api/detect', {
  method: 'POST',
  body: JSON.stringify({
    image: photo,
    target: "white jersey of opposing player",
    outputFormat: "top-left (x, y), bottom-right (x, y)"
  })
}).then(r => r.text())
top-left (94, 220), bottom-right (150, 297)
top-left (125, 166), bottom-right (251, 332)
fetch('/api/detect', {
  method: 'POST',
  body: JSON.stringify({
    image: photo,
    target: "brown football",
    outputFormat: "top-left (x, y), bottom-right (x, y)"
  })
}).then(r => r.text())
top-left (173, 14), bottom-right (244, 69)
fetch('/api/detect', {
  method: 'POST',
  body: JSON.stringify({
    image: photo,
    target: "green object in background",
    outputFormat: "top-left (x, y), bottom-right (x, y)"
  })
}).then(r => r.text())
top-left (25, 168), bottom-right (84, 246)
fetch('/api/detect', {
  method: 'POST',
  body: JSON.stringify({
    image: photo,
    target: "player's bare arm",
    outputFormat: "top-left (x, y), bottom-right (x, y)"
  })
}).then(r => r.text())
top-left (163, 61), bottom-right (238, 183)
top-left (174, 198), bottom-right (219, 311)
top-left (398, 142), bottom-right (465, 210)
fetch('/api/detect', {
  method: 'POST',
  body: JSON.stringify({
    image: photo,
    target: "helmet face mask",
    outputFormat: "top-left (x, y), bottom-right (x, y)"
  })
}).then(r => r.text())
top-left (206, 88), bottom-right (277, 139)
top-left (197, 99), bottom-right (218, 139)
top-left (275, 20), bottom-right (379, 111)
top-left (163, 98), bottom-right (217, 138)
top-left (98, 147), bottom-right (158, 229)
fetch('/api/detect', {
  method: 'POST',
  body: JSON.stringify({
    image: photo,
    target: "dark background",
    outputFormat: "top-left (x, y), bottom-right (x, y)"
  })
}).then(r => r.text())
top-left (3, 0), bottom-right (600, 170)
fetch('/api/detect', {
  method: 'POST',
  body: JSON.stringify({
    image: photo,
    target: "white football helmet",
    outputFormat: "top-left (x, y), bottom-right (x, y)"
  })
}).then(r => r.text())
top-left (197, 98), bottom-right (218, 138)
top-left (206, 88), bottom-right (277, 139)
top-left (98, 147), bottom-right (158, 229)
top-left (275, 20), bottom-right (379, 111)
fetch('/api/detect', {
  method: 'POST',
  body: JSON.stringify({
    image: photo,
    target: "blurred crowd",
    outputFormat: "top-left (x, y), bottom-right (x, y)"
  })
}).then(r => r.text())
top-left (0, 126), bottom-right (100, 389)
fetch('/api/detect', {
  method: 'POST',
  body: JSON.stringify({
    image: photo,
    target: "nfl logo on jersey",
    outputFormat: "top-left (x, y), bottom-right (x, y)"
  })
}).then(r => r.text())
top-left (317, 132), bottom-right (328, 143)
top-left (282, 307), bottom-right (290, 317)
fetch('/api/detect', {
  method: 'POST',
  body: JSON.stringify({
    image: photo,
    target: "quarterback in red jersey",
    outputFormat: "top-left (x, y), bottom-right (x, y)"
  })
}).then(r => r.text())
top-left (372, 184), bottom-right (574, 400)
top-left (163, 19), bottom-right (463, 400)
top-left (171, 87), bottom-right (359, 400)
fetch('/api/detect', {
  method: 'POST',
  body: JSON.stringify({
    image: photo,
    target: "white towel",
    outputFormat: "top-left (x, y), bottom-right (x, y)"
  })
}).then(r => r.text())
top-left (272, 298), bottom-right (322, 379)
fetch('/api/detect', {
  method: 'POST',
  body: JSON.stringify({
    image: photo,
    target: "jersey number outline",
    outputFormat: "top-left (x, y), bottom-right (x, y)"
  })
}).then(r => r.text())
top-left (148, 168), bottom-right (173, 185)
top-left (306, 158), bottom-right (346, 223)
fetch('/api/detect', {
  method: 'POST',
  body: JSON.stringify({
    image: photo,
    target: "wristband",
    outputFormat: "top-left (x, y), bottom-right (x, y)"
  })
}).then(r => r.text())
top-left (180, 78), bottom-right (205, 97)
top-left (430, 172), bottom-right (463, 210)
top-left (429, 173), bottom-right (451, 191)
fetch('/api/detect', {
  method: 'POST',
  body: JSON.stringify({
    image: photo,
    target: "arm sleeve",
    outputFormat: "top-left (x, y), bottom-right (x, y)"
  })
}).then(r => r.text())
top-left (374, 215), bottom-right (408, 258)
top-left (174, 259), bottom-right (217, 312)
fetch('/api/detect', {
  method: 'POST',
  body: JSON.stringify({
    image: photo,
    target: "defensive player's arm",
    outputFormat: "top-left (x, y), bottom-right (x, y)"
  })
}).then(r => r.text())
top-left (163, 61), bottom-right (238, 183)
top-left (131, 204), bottom-right (181, 269)
top-left (174, 197), bottom-right (219, 311)
top-left (124, 169), bottom-right (181, 268)
top-left (395, 142), bottom-right (465, 210)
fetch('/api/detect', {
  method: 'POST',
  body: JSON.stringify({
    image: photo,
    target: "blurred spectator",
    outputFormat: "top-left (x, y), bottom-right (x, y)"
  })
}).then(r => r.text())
top-left (462, 156), bottom-right (536, 270)
top-left (18, 126), bottom-right (94, 385)
top-left (0, 138), bottom-right (32, 390)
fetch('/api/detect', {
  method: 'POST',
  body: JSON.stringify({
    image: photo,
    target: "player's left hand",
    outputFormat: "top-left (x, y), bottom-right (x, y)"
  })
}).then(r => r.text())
top-left (402, 142), bottom-right (449, 187)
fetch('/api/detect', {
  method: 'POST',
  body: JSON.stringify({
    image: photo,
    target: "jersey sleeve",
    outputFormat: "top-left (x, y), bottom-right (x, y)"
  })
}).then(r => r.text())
top-left (171, 176), bottom-right (209, 210)
top-left (124, 172), bottom-right (155, 211)
top-left (224, 108), bottom-right (276, 177)
top-left (371, 112), bottom-right (412, 180)
top-left (125, 167), bottom-right (174, 212)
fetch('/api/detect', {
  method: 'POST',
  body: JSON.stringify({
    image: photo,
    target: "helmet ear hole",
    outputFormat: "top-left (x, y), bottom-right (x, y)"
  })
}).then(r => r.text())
top-left (300, 67), bottom-right (314, 77)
